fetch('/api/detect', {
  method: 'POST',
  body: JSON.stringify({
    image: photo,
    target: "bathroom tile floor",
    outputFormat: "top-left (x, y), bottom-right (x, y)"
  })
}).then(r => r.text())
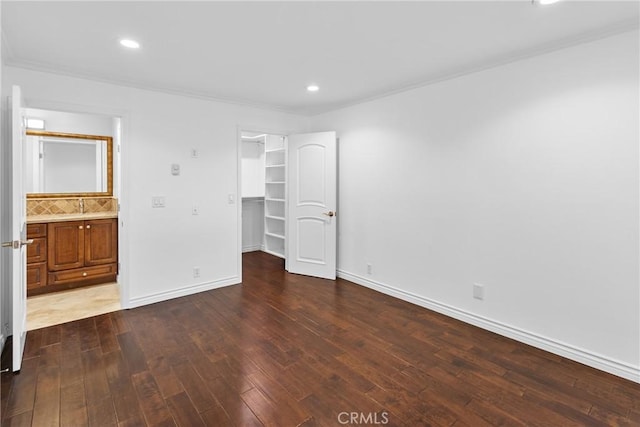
top-left (26, 282), bottom-right (121, 330)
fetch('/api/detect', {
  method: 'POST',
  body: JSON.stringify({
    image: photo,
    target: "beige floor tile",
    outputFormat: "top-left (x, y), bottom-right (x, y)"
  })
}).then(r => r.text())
top-left (27, 282), bottom-right (121, 330)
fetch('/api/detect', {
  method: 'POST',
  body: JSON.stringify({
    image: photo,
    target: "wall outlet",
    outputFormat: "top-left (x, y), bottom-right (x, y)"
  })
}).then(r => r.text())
top-left (193, 267), bottom-right (200, 278)
top-left (171, 164), bottom-right (180, 176)
top-left (367, 263), bottom-right (373, 275)
top-left (228, 194), bottom-right (235, 204)
top-left (191, 148), bottom-right (199, 158)
top-left (192, 205), bottom-right (199, 215)
top-left (152, 196), bottom-right (165, 208)
top-left (473, 283), bottom-right (485, 300)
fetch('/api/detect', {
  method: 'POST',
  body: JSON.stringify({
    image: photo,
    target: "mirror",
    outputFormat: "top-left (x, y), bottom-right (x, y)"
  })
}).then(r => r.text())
top-left (26, 130), bottom-right (113, 198)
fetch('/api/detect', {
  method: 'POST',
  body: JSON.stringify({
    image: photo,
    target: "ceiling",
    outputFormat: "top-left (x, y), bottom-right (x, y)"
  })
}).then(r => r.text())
top-left (2, 1), bottom-right (638, 115)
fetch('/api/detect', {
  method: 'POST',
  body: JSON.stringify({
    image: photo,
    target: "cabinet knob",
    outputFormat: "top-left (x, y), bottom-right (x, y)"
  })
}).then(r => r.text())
top-left (86, 225), bottom-right (91, 229)
top-left (78, 226), bottom-right (83, 229)
top-left (82, 272), bottom-right (88, 277)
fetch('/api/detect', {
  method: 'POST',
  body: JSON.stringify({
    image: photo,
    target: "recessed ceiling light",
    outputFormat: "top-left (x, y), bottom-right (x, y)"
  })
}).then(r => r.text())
top-left (120, 39), bottom-right (140, 49)
top-left (307, 85), bottom-right (319, 92)
top-left (536, 0), bottom-right (561, 5)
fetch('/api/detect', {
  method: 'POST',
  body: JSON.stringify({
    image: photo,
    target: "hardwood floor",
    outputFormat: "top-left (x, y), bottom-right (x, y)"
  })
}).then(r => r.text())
top-left (2, 251), bottom-right (639, 426)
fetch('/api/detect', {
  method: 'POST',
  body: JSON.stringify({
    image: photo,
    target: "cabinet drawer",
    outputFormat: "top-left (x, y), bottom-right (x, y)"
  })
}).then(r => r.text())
top-left (48, 263), bottom-right (117, 286)
top-left (27, 262), bottom-right (47, 291)
top-left (27, 223), bottom-right (47, 238)
top-left (27, 237), bottom-right (47, 263)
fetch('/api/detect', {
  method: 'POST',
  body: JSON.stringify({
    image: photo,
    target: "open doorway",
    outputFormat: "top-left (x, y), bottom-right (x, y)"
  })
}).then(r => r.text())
top-left (240, 131), bottom-right (288, 267)
top-left (23, 108), bottom-right (122, 330)
top-left (238, 128), bottom-right (338, 280)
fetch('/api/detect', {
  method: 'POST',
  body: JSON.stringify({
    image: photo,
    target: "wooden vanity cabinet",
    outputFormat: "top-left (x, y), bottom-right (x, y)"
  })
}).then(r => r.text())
top-left (47, 219), bottom-right (118, 288)
top-left (27, 218), bottom-right (118, 296)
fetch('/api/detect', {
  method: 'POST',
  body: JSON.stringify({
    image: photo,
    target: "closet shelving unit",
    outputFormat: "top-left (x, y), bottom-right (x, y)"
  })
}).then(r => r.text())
top-left (264, 135), bottom-right (287, 258)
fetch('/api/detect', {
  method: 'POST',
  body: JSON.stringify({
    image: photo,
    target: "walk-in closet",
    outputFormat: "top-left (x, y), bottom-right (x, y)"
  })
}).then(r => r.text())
top-left (241, 132), bottom-right (287, 259)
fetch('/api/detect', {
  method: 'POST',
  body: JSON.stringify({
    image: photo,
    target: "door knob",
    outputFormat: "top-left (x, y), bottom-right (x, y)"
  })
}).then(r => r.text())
top-left (2, 239), bottom-right (33, 249)
top-left (322, 211), bottom-right (336, 217)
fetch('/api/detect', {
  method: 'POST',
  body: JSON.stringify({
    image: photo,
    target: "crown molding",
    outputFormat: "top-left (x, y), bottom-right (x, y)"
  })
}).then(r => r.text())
top-left (2, 58), bottom-right (305, 116)
top-left (3, 18), bottom-right (638, 117)
top-left (305, 19), bottom-right (640, 116)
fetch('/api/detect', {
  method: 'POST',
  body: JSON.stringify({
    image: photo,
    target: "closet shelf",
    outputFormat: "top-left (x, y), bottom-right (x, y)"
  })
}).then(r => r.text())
top-left (266, 215), bottom-right (285, 221)
top-left (266, 148), bottom-right (285, 153)
top-left (265, 198), bottom-right (285, 202)
top-left (266, 232), bottom-right (285, 240)
top-left (266, 181), bottom-right (285, 185)
top-left (266, 164), bottom-right (285, 168)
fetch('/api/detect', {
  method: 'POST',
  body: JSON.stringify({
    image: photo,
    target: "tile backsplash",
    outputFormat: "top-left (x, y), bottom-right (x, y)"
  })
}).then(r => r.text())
top-left (27, 197), bottom-right (117, 216)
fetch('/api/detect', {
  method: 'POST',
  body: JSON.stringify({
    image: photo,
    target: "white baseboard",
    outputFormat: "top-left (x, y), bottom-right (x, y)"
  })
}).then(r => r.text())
top-left (242, 244), bottom-right (262, 253)
top-left (127, 276), bottom-right (240, 309)
top-left (337, 269), bottom-right (640, 384)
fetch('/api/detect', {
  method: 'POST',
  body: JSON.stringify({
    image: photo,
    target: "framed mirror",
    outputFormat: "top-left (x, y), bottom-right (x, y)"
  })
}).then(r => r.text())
top-left (25, 130), bottom-right (113, 198)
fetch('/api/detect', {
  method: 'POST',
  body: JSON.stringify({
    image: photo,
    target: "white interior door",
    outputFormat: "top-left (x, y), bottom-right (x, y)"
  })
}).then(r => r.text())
top-left (287, 131), bottom-right (337, 280)
top-left (9, 85), bottom-right (28, 372)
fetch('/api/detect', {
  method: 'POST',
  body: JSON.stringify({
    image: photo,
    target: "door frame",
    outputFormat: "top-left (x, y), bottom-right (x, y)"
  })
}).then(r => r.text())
top-left (236, 125), bottom-right (293, 282)
top-left (14, 98), bottom-right (131, 308)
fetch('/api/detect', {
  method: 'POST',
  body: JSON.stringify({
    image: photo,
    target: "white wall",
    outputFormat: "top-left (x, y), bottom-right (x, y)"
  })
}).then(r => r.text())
top-left (242, 199), bottom-right (264, 252)
top-left (25, 107), bottom-right (113, 136)
top-left (310, 30), bottom-right (640, 381)
top-left (241, 139), bottom-right (265, 198)
top-left (2, 66), bottom-right (307, 312)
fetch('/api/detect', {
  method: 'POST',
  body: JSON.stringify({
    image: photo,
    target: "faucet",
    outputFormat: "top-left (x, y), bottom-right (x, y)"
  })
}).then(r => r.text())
top-left (79, 198), bottom-right (84, 214)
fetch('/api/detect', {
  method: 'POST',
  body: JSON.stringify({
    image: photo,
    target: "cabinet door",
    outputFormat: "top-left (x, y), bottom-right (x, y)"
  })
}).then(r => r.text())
top-left (27, 262), bottom-right (47, 291)
top-left (85, 219), bottom-right (118, 266)
top-left (48, 221), bottom-right (84, 271)
top-left (27, 237), bottom-right (47, 264)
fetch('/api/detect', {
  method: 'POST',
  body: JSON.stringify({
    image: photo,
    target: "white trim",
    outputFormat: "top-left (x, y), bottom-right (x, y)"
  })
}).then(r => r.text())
top-left (4, 22), bottom-right (637, 117)
top-left (242, 245), bottom-right (262, 253)
top-left (337, 269), bottom-right (640, 384)
top-left (0, 334), bottom-right (5, 355)
top-left (313, 21), bottom-right (639, 116)
top-left (128, 276), bottom-right (240, 309)
top-left (6, 61), bottom-right (301, 115)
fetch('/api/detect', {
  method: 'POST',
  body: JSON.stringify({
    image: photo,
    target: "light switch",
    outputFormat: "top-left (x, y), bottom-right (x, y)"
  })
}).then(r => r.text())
top-left (152, 196), bottom-right (165, 208)
top-left (192, 205), bottom-right (199, 215)
top-left (171, 164), bottom-right (180, 176)
top-left (228, 194), bottom-right (235, 204)
top-left (191, 148), bottom-right (199, 158)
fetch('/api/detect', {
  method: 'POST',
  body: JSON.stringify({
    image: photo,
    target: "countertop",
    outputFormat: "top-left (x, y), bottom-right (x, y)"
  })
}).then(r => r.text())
top-left (27, 212), bottom-right (118, 224)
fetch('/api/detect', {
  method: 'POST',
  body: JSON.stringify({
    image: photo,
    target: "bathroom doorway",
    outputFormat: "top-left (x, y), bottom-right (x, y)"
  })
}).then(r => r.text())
top-left (23, 107), bottom-right (123, 330)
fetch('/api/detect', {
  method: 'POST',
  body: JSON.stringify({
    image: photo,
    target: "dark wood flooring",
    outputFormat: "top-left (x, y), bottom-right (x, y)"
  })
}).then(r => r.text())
top-left (2, 251), bottom-right (640, 426)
